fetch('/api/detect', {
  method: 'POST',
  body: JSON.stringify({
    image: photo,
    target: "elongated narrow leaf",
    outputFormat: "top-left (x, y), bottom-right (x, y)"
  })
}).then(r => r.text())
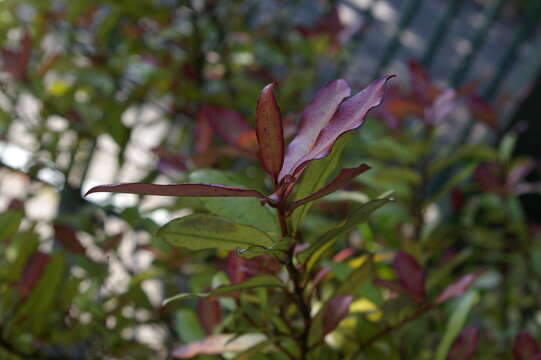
top-left (172, 334), bottom-right (266, 359)
top-left (323, 295), bottom-right (353, 335)
top-left (513, 332), bottom-right (540, 360)
top-left (256, 83), bottom-right (284, 181)
top-left (163, 275), bottom-right (284, 305)
top-left (289, 164), bottom-right (370, 211)
top-left (285, 76), bottom-right (393, 181)
top-left (298, 198), bottom-right (391, 272)
top-left (85, 182), bottom-right (266, 198)
top-left (289, 134), bottom-right (351, 234)
top-left (434, 272), bottom-right (481, 305)
top-left (448, 326), bottom-right (480, 360)
top-left (435, 291), bottom-right (479, 360)
top-left (279, 79), bottom-right (351, 181)
top-left (158, 214), bottom-right (275, 252)
top-left (393, 251), bottom-right (426, 303)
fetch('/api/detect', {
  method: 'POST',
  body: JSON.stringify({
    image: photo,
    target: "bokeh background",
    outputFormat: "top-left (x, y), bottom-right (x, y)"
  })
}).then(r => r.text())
top-left (1, 0), bottom-right (541, 359)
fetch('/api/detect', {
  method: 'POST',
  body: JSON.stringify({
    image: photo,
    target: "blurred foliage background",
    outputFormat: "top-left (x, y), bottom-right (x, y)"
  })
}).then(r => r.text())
top-left (0, 0), bottom-right (541, 359)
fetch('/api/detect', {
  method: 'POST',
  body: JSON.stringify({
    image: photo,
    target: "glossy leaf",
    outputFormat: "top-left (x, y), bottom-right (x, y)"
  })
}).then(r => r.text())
top-left (163, 275), bottom-right (284, 305)
top-left (189, 169), bottom-right (278, 233)
top-left (280, 76), bottom-right (392, 182)
top-left (393, 251), bottom-right (426, 303)
top-left (172, 334), bottom-right (266, 358)
top-left (256, 83), bottom-right (284, 181)
top-left (288, 164), bottom-right (370, 211)
top-left (323, 295), bottom-right (353, 335)
top-left (448, 326), bottom-right (480, 360)
top-left (298, 198), bottom-right (391, 272)
top-left (85, 182), bottom-right (266, 199)
top-left (435, 291), bottom-right (479, 360)
top-left (158, 214), bottom-right (275, 252)
top-left (434, 272), bottom-right (481, 304)
top-left (279, 79), bottom-right (351, 182)
top-left (513, 332), bottom-right (540, 360)
top-left (289, 134), bottom-right (351, 234)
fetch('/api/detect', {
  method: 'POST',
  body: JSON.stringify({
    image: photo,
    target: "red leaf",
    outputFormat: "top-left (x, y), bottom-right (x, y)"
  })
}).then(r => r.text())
top-left (197, 298), bottom-right (222, 335)
top-left (467, 93), bottom-right (498, 128)
top-left (203, 105), bottom-right (257, 154)
top-left (288, 164), bottom-right (370, 211)
top-left (152, 147), bottom-right (187, 173)
top-left (53, 224), bottom-right (86, 254)
top-left (279, 79), bottom-right (351, 182)
top-left (102, 232), bottom-right (123, 252)
top-left (283, 76), bottom-right (393, 183)
top-left (85, 182), bottom-right (266, 198)
top-left (393, 251), bottom-right (426, 303)
top-left (323, 295), bottom-right (353, 335)
top-left (256, 83), bottom-right (285, 182)
top-left (408, 59), bottom-right (438, 103)
top-left (434, 272), bottom-right (481, 304)
top-left (17, 252), bottom-right (50, 298)
top-left (194, 109), bottom-right (213, 155)
top-left (448, 325), bottom-right (480, 360)
top-left (513, 332), bottom-right (541, 360)
top-left (424, 88), bottom-right (456, 125)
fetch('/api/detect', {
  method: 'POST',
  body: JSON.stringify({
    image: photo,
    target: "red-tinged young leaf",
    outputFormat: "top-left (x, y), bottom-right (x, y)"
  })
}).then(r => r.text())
top-left (424, 88), bottom-right (456, 125)
top-left (288, 164), bottom-right (370, 211)
top-left (332, 248), bottom-right (355, 262)
top-left (256, 83), bottom-right (284, 182)
top-left (448, 325), bottom-right (480, 360)
top-left (409, 59), bottom-right (438, 103)
top-left (279, 79), bottom-right (351, 182)
top-left (17, 252), bottom-right (50, 298)
top-left (393, 251), bottom-right (426, 303)
top-left (467, 93), bottom-right (498, 128)
top-left (513, 332), bottom-right (540, 360)
top-left (197, 298), bottom-right (222, 335)
top-left (434, 272), bottom-right (481, 304)
top-left (85, 182), bottom-right (266, 199)
top-left (194, 108), bottom-right (213, 155)
top-left (286, 76), bottom-right (393, 182)
top-left (323, 295), bottom-right (353, 335)
top-left (312, 266), bottom-right (332, 288)
top-left (53, 224), bottom-right (86, 254)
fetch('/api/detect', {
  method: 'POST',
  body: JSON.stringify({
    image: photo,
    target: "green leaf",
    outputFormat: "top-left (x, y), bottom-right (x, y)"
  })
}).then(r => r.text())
top-left (298, 198), bottom-right (391, 272)
top-left (0, 210), bottom-right (23, 241)
top-left (158, 214), bottom-right (275, 252)
top-left (163, 275), bottom-right (284, 305)
top-left (190, 169), bottom-right (279, 233)
top-left (237, 237), bottom-right (294, 261)
top-left (175, 309), bottom-right (206, 343)
top-left (434, 291), bottom-right (479, 360)
top-left (290, 134), bottom-right (351, 234)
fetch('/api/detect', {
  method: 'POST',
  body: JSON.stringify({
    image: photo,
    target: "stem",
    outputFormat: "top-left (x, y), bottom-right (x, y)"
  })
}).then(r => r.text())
top-left (357, 304), bottom-right (433, 351)
top-left (278, 208), bottom-right (311, 360)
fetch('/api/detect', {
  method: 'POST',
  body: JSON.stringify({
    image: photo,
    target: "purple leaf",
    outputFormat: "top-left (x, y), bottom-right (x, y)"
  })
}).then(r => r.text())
top-left (323, 295), bottom-right (353, 335)
top-left (513, 331), bottom-right (540, 360)
top-left (279, 79), bottom-right (351, 182)
top-left (448, 325), bottom-right (480, 360)
top-left (434, 272), bottom-right (481, 305)
top-left (17, 251), bottom-right (50, 298)
top-left (85, 182), bottom-right (266, 198)
top-left (393, 251), bottom-right (426, 303)
top-left (53, 224), bottom-right (86, 254)
top-left (256, 83), bottom-right (285, 182)
top-left (283, 76), bottom-right (394, 183)
top-left (424, 88), bottom-right (456, 125)
top-left (288, 164), bottom-right (370, 211)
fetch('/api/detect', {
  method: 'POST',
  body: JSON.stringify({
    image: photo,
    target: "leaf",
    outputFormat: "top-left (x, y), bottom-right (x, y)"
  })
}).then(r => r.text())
top-left (434, 291), bottom-right (479, 360)
top-left (393, 251), bottom-right (426, 303)
top-left (189, 169), bottom-right (278, 233)
top-left (513, 332), bottom-right (540, 360)
top-left (163, 275), bottom-right (284, 305)
top-left (53, 224), bottom-right (86, 254)
top-left (197, 298), bottom-right (222, 334)
top-left (0, 210), bottom-right (23, 241)
top-left (281, 76), bottom-right (394, 181)
top-left (434, 272), bottom-right (481, 304)
top-left (448, 326), bottom-right (480, 360)
top-left (172, 334), bottom-right (266, 358)
top-left (323, 295), bottom-right (353, 335)
top-left (289, 134), bottom-right (351, 234)
top-left (279, 79), bottom-right (351, 182)
top-left (298, 198), bottom-right (391, 272)
top-left (256, 83), bottom-right (284, 181)
top-left (203, 105), bottom-right (257, 154)
top-left (85, 182), bottom-right (266, 199)
top-left (288, 164), bottom-right (370, 211)
top-left (424, 89), bottom-right (456, 125)
top-left (16, 251), bottom-right (51, 298)
top-left (158, 214), bottom-right (275, 252)
top-left (175, 309), bottom-right (206, 343)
